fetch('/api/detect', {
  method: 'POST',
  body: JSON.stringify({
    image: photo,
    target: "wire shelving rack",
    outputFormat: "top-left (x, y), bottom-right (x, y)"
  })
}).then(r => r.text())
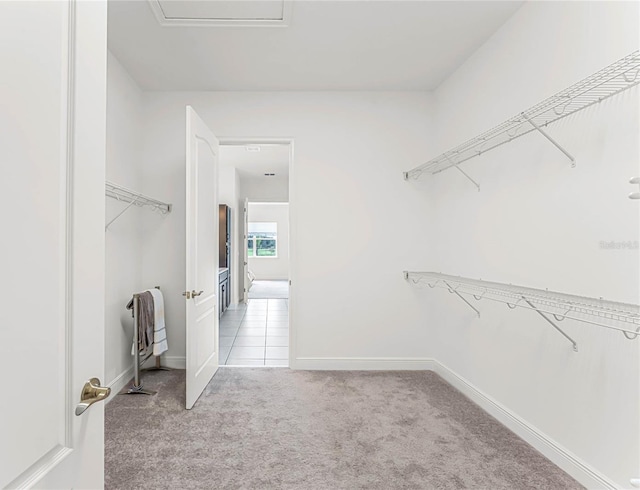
top-left (403, 51), bottom-right (640, 184)
top-left (105, 181), bottom-right (172, 230)
top-left (404, 271), bottom-right (640, 351)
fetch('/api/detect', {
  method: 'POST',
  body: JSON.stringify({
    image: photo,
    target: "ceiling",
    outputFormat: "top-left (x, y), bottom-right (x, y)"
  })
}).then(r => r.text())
top-left (220, 144), bottom-right (290, 180)
top-left (107, 0), bottom-right (523, 91)
top-left (154, 0), bottom-right (287, 21)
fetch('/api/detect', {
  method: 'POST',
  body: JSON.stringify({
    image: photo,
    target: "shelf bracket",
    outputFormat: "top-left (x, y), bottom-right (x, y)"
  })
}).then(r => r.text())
top-left (444, 155), bottom-right (480, 191)
top-left (444, 281), bottom-right (480, 318)
top-left (105, 196), bottom-right (141, 231)
top-left (522, 296), bottom-right (578, 352)
top-left (521, 113), bottom-right (576, 167)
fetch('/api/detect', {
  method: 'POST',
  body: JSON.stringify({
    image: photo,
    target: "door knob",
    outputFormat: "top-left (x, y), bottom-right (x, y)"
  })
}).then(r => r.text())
top-left (75, 378), bottom-right (110, 416)
top-left (192, 290), bottom-right (204, 297)
top-left (182, 291), bottom-right (191, 299)
top-left (630, 176), bottom-right (640, 199)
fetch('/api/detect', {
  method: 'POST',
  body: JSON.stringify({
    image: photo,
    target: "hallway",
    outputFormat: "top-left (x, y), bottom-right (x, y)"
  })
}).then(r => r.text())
top-left (220, 298), bottom-right (289, 366)
top-left (248, 279), bottom-right (289, 299)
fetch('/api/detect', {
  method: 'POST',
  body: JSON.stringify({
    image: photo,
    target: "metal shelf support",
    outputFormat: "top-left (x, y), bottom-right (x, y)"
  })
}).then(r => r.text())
top-left (445, 154), bottom-right (481, 191)
top-left (521, 113), bottom-right (576, 167)
top-left (521, 296), bottom-right (578, 352)
top-left (444, 280), bottom-right (481, 318)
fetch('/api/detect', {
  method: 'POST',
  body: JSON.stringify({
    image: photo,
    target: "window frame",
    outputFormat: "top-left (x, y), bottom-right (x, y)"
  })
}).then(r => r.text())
top-left (247, 222), bottom-right (278, 259)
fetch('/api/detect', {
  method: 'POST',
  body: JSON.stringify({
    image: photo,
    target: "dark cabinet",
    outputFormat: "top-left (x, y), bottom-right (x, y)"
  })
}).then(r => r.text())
top-left (218, 204), bottom-right (232, 318)
top-left (219, 268), bottom-right (229, 318)
top-left (219, 204), bottom-right (231, 269)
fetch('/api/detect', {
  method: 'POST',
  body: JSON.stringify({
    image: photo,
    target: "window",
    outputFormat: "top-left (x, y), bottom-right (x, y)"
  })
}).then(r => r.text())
top-left (248, 222), bottom-right (277, 257)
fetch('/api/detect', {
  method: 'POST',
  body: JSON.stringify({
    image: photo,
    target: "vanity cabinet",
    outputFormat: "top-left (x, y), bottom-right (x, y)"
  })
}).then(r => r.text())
top-left (218, 268), bottom-right (229, 318)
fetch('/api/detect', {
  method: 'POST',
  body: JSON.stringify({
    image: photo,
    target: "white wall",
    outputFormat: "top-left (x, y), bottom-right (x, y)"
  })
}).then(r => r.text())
top-left (422, 2), bottom-right (639, 487)
top-left (247, 202), bottom-right (289, 280)
top-left (241, 175), bottom-right (289, 201)
top-left (127, 10), bottom-right (638, 483)
top-left (139, 91), bottom-right (434, 363)
top-left (105, 51), bottom-right (144, 386)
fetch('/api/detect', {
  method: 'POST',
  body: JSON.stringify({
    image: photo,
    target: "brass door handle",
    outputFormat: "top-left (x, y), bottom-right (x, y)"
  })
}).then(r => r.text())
top-left (182, 291), bottom-right (191, 299)
top-left (191, 290), bottom-right (204, 297)
top-left (75, 378), bottom-right (110, 416)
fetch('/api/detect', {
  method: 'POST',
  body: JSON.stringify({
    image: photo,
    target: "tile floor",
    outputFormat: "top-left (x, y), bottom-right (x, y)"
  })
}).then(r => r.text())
top-left (220, 298), bottom-right (289, 366)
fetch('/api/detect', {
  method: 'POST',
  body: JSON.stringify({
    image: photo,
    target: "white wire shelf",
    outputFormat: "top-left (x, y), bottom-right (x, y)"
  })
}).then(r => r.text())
top-left (403, 51), bottom-right (640, 184)
top-left (105, 181), bottom-right (172, 230)
top-left (404, 271), bottom-right (640, 351)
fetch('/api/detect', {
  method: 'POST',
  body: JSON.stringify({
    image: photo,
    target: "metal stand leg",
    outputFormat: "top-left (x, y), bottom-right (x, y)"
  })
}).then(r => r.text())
top-left (126, 385), bottom-right (157, 395)
top-left (522, 297), bottom-right (578, 352)
top-left (444, 281), bottom-right (481, 318)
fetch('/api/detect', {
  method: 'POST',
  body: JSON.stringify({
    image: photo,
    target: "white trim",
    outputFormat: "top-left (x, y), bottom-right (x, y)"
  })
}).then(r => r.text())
top-left (8, 446), bottom-right (73, 490)
top-left (105, 356), bottom-right (187, 404)
top-left (150, 355), bottom-right (186, 370)
top-left (293, 357), bottom-right (437, 371)
top-left (62, 0), bottom-right (76, 452)
top-left (431, 361), bottom-right (618, 490)
top-left (147, 0), bottom-right (293, 28)
top-left (105, 366), bottom-right (134, 404)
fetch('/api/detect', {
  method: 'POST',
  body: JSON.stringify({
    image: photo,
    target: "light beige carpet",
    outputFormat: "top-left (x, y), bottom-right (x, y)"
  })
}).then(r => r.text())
top-left (105, 368), bottom-right (582, 490)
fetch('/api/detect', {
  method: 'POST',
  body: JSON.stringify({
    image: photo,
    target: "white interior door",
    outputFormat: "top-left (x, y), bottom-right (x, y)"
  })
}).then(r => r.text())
top-left (0, 1), bottom-right (107, 488)
top-left (243, 198), bottom-right (250, 303)
top-left (185, 106), bottom-right (220, 409)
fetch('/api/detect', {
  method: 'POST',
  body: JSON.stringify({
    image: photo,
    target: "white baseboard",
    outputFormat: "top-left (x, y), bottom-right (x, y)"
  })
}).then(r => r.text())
top-left (293, 357), bottom-right (437, 371)
top-left (162, 356), bottom-right (186, 369)
top-left (105, 356), bottom-right (185, 404)
top-left (105, 366), bottom-right (134, 404)
top-left (430, 361), bottom-right (617, 490)
top-left (290, 356), bottom-right (616, 489)
top-left (141, 355), bottom-right (186, 369)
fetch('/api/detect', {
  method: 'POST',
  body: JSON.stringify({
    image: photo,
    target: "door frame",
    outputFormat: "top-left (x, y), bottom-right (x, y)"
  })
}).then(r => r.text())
top-left (218, 137), bottom-right (296, 367)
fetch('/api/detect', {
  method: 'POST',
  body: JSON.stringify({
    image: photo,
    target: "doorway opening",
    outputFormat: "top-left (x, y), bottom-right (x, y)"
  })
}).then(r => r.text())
top-left (216, 141), bottom-right (292, 367)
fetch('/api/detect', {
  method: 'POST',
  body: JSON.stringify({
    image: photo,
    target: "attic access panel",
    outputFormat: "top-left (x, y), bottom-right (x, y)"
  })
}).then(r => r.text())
top-left (150, 0), bottom-right (291, 26)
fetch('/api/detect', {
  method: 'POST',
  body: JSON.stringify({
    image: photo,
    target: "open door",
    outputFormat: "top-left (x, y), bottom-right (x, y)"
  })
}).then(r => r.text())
top-left (0, 1), bottom-right (107, 488)
top-left (243, 197), bottom-right (250, 303)
top-left (185, 106), bottom-right (220, 409)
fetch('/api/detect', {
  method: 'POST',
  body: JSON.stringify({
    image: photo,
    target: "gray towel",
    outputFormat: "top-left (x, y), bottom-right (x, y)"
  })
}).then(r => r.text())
top-left (135, 291), bottom-right (155, 355)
